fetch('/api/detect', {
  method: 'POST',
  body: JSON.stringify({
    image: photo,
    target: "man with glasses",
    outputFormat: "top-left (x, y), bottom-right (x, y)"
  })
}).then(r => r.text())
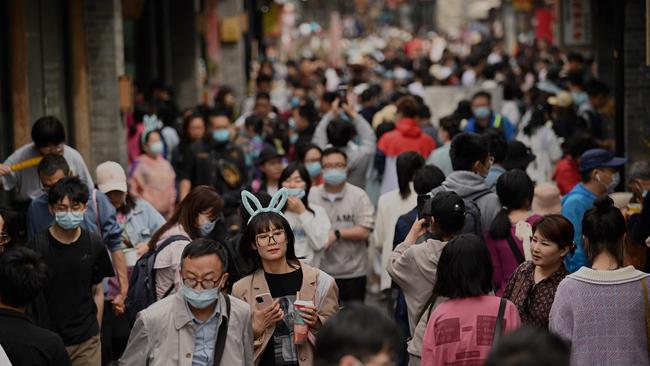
top-left (0, 116), bottom-right (94, 203)
top-left (120, 238), bottom-right (254, 366)
top-left (25, 176), bottom-right (114, 366)
top-left (309, 147), bottom-right (375, 303)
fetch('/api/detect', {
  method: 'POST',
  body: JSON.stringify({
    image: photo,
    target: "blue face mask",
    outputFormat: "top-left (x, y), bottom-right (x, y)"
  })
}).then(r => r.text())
top-left (289, 134), bottom-right (299, 144)
top-left (286, 188), bottom-right (306, 199)
top-left (571, 91), bottom-right (588, 106)
top-left (323, 169), bottom-right (347, 186)
top-left (473, 106), bottom-right (491, 119)
top-left (305, 162), bottom-right (322, 177)
top-left (148, 141), bottom-right (164, 154)
top-left (199, 218), bottom-right (216, 237)
top-left (212, 129), bottom-right (230, 143)
top-left (181, 285), bottom-right (220, 309)
top-left (55, 211), bottom-right (84, 230)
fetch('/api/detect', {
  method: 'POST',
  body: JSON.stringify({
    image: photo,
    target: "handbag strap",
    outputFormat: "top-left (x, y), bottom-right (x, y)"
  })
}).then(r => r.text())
top-left (92, 189), bottom-right (103, 238)
top-left (493, 297), bottom-right (507, 346)
top-left (213, 294), bottom-right (231, 365)
top-left (505, 234), bottom-right (525, 264)
top-left (642, 278), bottom-right (650, 360)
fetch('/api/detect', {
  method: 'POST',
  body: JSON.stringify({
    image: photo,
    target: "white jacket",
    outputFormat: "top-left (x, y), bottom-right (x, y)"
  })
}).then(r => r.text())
top-left (372, 184), bottom-right (418, 290)
top-left (285, 204), bottom-right (331, 268)
top-left (517, 123), bottom-right (562, 183)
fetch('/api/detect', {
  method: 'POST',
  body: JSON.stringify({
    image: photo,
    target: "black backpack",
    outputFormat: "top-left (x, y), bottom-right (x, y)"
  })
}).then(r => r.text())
top-left (125, 235), bottom-right (188, 323)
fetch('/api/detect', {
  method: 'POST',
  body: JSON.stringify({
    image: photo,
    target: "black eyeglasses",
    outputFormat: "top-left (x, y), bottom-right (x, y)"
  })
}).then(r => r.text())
top-left (182, 274), bottom-right (224, 290)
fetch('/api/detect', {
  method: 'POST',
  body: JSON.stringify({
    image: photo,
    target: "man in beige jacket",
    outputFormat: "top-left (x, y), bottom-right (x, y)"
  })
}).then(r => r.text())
top-left (386, 191), bottom-right (466, 366)
top-left (120, 239), bottom-right (254, 366)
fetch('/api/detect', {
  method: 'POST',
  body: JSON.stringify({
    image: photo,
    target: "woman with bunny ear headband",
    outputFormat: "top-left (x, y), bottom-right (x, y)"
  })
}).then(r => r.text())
top-left (232, 188), bottom-right (340, 366)
top-left (129, 115), bottom-right (177, 218)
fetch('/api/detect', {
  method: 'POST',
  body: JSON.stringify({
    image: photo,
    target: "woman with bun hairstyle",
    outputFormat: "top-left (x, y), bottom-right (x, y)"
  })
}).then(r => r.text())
top-left (232, 189), bottom-right (339, 366)
top-left (502, 214), bottom-right (572, 329)
top-left (550, 196), bottom-right (650, 365)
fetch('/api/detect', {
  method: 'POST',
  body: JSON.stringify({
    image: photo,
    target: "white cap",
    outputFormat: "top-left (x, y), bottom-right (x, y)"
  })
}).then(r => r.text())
top-left (96, 161), bottom-right (127, 193)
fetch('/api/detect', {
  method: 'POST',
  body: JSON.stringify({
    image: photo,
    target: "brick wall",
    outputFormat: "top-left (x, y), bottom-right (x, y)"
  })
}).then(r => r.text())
top-left (83, 0), bottom-right (127, 170)
top-left (624, 0), bottom-right (650, 163)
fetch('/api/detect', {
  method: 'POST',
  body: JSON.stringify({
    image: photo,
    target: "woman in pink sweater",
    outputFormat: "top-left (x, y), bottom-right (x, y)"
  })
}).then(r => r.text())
top-left (130, 129), bottom-right (176, 218)
top-left (421, 234), bottom-right (521, 366)
top-left (485, 170), bottom-right (541, 295)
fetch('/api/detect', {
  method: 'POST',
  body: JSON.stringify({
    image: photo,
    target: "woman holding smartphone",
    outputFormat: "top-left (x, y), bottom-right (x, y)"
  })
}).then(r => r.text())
top-left (232, 190), bottom-right (339, 366)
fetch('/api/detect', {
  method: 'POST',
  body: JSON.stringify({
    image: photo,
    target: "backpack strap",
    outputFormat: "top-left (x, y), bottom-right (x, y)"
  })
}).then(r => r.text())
top-left (505, 234), bottom-right (525, 264)
top-left (468, 188), bottom-right (492, 202)
top-left (642, 278), bottom-right (650, 360)
top-left (213, 294), bottom-right (232, 365)
top-left (416, 291), bottom-right (438, 329)
top-left (150, 234), bottom-right (190, 299)
top-left (92, 189), bottom-right (103, 239)
top-left (154, 234), bottom-right (190, 254)
top-left (493, 297), bottom-right (507, 346)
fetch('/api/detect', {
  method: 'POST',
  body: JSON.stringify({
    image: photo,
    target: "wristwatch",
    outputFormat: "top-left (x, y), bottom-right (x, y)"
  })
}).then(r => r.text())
top-left (334, 229), bottom-right (341, 240)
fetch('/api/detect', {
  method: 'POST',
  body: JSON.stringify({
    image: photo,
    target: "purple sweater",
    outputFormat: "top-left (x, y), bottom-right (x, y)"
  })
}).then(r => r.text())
top-left (549, 266), bottom-right (650, 365)
top-left (485, 215), bottom-right (541, 296)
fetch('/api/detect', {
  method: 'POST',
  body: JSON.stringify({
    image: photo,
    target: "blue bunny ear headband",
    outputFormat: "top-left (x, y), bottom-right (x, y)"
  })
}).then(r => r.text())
top-left (241, 188), bottom-right (289, 224)
top-left (141, 114), bottom-right (162, 145)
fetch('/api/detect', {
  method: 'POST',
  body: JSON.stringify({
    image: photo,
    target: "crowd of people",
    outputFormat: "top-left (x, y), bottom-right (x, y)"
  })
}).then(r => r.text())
top-left (0, 30), bottom-right (649, 366)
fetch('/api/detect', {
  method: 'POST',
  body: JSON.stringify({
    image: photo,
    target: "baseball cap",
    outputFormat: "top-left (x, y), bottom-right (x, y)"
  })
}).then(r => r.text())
top-left (96, 161), bottom-right (127, 193)
top-left (423, 191), bottom-right (466, 226)
top-left (578, 148), bottom-right (627, 172)
top-left (502, 141), bottom-right (536, 171)
top-left (257, 145), bottom-right (283, 165)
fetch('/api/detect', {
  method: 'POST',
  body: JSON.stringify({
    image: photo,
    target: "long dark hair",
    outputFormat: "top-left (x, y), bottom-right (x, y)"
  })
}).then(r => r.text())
top-left (433, 233), bottom-right (493, 298)
top-left (238, 211), bottom-right (300, 274)
top-left (116, 193), bottom-right (138, 216)
top-left (396, 151), bottom-right (425, 200)
top-left (523, 104), bottom-right (549, 137)
top-left (180, 112), bottom-right (205, 145)
top-left (489, 170), bottom-right (534, 239)
top-left (148, 186), bottom-right (224, 251)
top-left (582, 196), bottom-right (626, 265)
top-left (278, 162), bottom-right (314, 214)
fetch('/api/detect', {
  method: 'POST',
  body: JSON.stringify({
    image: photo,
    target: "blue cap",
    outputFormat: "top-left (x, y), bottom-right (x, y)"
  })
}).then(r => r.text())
top-left (579, 148), bottom-right (627, 172)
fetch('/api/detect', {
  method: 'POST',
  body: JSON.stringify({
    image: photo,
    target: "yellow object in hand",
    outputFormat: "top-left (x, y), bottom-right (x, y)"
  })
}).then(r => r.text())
top-left (10, 156), bottom-right (44, 171)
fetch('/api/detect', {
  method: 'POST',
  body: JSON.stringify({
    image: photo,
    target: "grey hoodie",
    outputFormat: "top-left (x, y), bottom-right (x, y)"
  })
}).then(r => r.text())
top-left (440, 171), bottom-right (501, 230)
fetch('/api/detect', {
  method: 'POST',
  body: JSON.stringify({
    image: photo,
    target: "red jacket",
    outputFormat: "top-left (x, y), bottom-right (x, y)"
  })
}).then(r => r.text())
top-left (377, 118), bottom-right (436, 158)
top-left (553, 157), bottom-right (580, 195)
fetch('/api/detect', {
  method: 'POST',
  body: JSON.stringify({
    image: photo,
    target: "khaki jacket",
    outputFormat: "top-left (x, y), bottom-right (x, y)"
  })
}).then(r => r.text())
top-left (232, 262), bottom-right (339, 366)
top-left (119, 292), bottom-right (254, 366)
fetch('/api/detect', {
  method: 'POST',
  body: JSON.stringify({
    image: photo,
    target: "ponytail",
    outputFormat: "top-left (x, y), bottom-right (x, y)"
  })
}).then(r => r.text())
top-left (489, 206), bottom-right (512, 239)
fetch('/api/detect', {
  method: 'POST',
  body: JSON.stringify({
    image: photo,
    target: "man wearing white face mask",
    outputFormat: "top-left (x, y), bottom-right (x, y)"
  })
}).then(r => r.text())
top-left (26, 176), bottom-right (114, 366)
top-left (562, 148), bottom-right (627, 272)
top-left (120, 238), bottom-right (254, 366)
top-left (309, 147), bottom-right (375, 303)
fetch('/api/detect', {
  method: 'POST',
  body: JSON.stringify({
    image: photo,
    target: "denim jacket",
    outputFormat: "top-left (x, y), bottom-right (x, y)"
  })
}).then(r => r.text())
top-left (121, 198), bottom-right (166, 247)
top-left (27, 189), bottom-right (123, 251)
